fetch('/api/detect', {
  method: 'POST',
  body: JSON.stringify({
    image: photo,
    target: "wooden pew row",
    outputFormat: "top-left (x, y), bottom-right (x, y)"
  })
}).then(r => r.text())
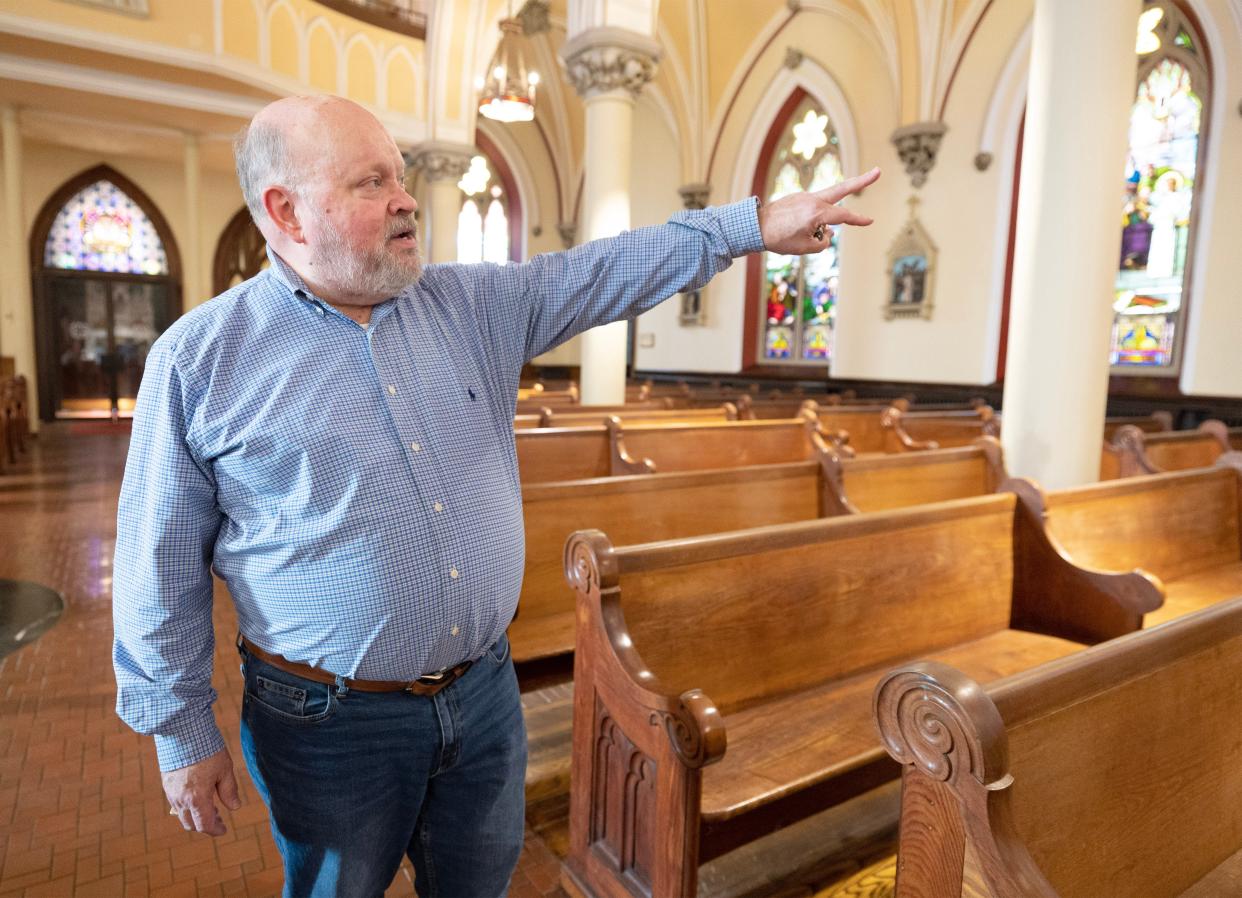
top-left (537, 403), bottom-right (736, 429)
top-left (1100, 420), bottom-right (1230, 479)
top-left (517, 383), bottom-right (578, 403)
top-left (559, 492), bottom-right (1161, 898)
top-left (515, 417), bottom-right (826, 484)
top-left (875, 597), bottom-right (1242, 898)
top-left (512, 439), bottom-right (1010, 677)
top-left (1102, 410), bottom-right (1173, 440)
top-left (879, 404), bottom-right (1000, 453)
top-left (1021, 458), bottom-right (1242, 628)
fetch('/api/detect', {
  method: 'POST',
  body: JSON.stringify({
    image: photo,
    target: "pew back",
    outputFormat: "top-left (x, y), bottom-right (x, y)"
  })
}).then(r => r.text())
top-left (805, 404), bottom-right (895, 453)
top-left (1043, 467), bottom-right (1241, 582)
top-left (610, 416), bottom-right (818, 473)
top-left (515, 462), bottom-right (821, 665)
top-left (541, 403), bottom-right (733, 428)
top-left (515, 426), bottom-right (613, 482)
top-left (881, 406), bottom-right (999, 452)
top-left (613, 494), bottom-right (1019, 714)
top-left (828, 439), bottom-right (1005, 513)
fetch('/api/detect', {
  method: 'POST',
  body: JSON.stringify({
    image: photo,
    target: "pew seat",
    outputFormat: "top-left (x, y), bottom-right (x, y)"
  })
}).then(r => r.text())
top-left (701, 628), bottom-right (1080, 824)
top-left (1156, 561), bottom-right (1242, 625)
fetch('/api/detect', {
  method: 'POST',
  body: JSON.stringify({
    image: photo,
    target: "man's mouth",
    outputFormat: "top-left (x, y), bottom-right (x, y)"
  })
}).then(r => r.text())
top-left (388, 229), bottom-right (416, 245)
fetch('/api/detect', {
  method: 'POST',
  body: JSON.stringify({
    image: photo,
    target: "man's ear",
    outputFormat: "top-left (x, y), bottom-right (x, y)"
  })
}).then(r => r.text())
top-left (263, 186), bottom-right (305, 244)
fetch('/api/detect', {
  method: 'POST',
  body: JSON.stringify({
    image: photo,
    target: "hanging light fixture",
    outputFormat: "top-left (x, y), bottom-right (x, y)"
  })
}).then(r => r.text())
top-left (477, 4), bottom-right (540, 124)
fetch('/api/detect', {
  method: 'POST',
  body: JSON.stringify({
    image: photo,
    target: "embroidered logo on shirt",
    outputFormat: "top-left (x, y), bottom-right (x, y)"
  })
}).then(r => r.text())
top-left (468, 389), bottom-right (477, 401)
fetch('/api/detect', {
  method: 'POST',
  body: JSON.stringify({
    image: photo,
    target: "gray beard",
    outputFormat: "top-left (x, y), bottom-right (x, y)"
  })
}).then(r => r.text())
top-left (312, 214), bottom-right (423, 299)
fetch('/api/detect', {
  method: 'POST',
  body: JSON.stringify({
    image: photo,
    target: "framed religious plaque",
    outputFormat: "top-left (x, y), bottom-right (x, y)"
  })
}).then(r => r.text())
top-left (885, 197), bottom-right (937, 320)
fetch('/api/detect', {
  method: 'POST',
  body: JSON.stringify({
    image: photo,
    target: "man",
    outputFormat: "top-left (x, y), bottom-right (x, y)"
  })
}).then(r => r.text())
top-left (113, 94), bottom-right (879, 897)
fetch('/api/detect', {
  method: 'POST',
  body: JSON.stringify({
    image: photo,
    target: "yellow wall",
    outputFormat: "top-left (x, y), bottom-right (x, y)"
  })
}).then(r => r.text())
top-left (0, 0), bottom-right (214, 50)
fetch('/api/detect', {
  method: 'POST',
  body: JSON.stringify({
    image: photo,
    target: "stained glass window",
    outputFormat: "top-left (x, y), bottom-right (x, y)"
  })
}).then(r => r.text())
top-left (456, 154), bottom-right (510, 264)
top-left (43, 180), bottom-right (169, 276)
top-left (1112, 1), bottom-right (1208, 371)
top-left (760, 99), bottom-right (843, 363)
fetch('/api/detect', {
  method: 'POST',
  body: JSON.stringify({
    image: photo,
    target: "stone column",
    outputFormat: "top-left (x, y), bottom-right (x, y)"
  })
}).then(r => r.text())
top-left (1, 105), bottom-right (38, 431)
top-left (562, 28), bottom-right (660, 405)
top-left (1000, 0), bottom-right (1139, 489)
top-left (408, 141), bottom-right (474, 264)
top-left (183, 133), bottom-right (204, 308)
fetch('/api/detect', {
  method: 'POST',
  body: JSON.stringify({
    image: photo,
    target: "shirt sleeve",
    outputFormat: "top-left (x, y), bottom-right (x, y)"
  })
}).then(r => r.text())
top-left (520, 197), bottom-right (764, 362)
top-left (462, 197), bottom-right (764, 368)
top-left (113, 335), bottom-right (226, 772)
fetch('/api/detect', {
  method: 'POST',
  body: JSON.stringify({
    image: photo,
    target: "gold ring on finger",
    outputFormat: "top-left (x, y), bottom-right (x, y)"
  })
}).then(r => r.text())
top-left (812, 224), bottom-right (826, 241)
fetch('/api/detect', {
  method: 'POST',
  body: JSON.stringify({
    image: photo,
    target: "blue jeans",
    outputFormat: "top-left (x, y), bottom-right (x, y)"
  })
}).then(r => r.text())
top-left (238, 634), bottom-right (526, 898)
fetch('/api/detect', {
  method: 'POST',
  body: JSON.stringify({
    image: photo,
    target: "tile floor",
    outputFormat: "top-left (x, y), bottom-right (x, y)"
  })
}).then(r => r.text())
top-left (0, 423), bottom-right (566, 898)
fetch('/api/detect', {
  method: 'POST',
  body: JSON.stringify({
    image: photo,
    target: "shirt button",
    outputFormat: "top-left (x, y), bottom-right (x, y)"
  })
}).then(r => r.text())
top-left (450, 568), bottom-right (459, 580)
top-left (387, 385), bottom-right (397, 396)
top-left (451, 626), bottom-right (460, 636)
top-left (433, 502), bottom-right (443, 513)
top-left (411, 442), bottom-right (421, 452)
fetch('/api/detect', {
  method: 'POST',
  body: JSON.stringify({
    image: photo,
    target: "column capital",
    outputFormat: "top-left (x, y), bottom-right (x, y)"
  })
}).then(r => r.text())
top-left (890, 121), bottom-right (948, 189)
top-left (406, 141), bottom-right (475, 184)
top-left (560, 28), bottom-right (661, 100)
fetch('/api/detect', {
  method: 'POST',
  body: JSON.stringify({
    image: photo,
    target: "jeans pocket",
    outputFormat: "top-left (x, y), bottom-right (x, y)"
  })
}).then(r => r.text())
top-left (484, 633), bottom-right (511, 667)
top-left (245, 665), bottom-right (338, 725)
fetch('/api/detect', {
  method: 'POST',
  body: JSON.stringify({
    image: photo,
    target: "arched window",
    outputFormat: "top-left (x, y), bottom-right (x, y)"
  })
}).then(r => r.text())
top-left (455, 131), bottom-right (522, 264)
top-left (1111, 0), bottom-right (1209, 373)
top-left (754, 92), bottom-right (843, 365)
top-left (212, 207), bottom-right (268, 295)
top-left (31, 166), bottom-right (180, 420)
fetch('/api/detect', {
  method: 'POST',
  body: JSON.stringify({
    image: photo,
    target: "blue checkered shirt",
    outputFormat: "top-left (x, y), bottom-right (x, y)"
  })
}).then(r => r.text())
top-left (112, 198), bottom-right (764, 771)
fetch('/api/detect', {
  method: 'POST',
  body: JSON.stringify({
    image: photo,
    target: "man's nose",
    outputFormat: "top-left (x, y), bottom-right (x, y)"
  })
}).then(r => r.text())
top-left (391, 187), bottom-right (417, 216)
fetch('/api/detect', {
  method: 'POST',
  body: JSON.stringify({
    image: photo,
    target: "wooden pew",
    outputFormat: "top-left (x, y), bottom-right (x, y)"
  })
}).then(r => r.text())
top-left (803, 402), bottom-right (904, 454)
top-left (819, 436), bottom-right (1007, 514)
top-left (880, 404), bottom-right (999, 453)
top-left (560, 493), bottom-right (1160, 898)
top-left (1102, 410), bottom-right (1173, 441)
top-left (539, 403), bottom-right (735, 428)
top-left (1102, 420), bottom-right (1230, 478)
top-left (517, 383), bottom-right (578, 403)
top-left (608, 414), bottom-right (827, 474)
top-left (514, 439), bottom-right (1012, 679)
top-left (516, 425), bottom-right (616, 483)
top-left (1024, 459), bottom-right (1242, 626)
top-left (875, 597), bottom-right (1242, 898)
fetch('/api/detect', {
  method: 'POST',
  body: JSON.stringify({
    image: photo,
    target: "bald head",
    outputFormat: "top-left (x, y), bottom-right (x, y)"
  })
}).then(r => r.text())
top-left (234, 96), bottom-right (395, 230)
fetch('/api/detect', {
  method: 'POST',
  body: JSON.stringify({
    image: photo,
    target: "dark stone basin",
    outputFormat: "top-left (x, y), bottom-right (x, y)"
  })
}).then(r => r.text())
top-left (0, 580), bottom-right (65, 658)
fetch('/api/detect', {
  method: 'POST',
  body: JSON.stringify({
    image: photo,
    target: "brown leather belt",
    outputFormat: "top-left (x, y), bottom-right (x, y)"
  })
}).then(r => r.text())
top-left (240, 636), bottom-right (473, 697)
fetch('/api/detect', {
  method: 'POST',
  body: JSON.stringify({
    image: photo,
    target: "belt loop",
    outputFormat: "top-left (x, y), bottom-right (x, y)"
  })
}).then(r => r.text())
top-left (333, 673), bottom-right (350, 698)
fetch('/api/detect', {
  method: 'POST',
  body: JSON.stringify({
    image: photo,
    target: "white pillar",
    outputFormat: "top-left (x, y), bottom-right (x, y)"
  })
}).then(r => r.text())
top-left (183, 132), bottom-right (203, 308)
top-left (408, 142), bottom-right (474, 265)
top-left (1, 105), bottom-right (38, 432)
top-left (1001, 0), bottom-right (1139, 489)
top-left (562, 29), bottom-right (660, 405)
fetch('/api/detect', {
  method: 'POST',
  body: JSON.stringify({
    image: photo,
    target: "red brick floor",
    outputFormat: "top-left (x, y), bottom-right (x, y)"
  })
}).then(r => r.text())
top-left (0, 424), bottom-right (566, 898)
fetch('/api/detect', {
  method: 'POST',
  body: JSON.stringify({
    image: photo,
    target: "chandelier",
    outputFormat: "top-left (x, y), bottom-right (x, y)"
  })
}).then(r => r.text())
top-left (477, 8), bottom-right (540, 123)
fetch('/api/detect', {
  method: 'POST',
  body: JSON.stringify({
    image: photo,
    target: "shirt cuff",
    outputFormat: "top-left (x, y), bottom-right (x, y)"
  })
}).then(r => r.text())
top-left (715, 196), bottom-right (767, 258)
top-left (154, 714), bottom-right (227, 772)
